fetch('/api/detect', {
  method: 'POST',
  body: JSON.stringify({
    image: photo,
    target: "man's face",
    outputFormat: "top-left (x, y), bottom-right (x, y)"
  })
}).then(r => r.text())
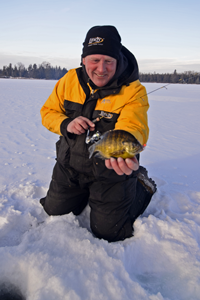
top-left (82, 54), bottom-right (117, 87)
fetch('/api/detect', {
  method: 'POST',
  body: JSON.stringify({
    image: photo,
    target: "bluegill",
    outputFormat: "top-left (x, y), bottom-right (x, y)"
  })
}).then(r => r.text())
top-left (88, 130), bottom-right (145, 159)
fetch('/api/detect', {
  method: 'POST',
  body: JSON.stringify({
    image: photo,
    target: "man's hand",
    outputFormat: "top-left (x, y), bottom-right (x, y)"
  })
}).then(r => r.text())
top-left (105, 156), bottom-right (139, 175)
top-left (67, 116), bottom-right (95, 135)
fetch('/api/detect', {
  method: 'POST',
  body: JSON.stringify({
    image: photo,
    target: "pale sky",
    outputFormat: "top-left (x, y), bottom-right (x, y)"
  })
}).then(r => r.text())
top-left (1, 0), bottom-right (200, 73)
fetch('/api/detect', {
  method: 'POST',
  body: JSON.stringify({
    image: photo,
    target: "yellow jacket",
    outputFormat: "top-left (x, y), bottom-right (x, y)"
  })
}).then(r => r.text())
top-left (41, 68), bottom-right (149, 146)
top-left (41, 45), bottom-right (149, 174)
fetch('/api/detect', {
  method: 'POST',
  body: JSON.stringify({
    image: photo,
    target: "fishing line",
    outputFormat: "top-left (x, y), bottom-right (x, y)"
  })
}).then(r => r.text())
top-left (110, 75), bottom-right (197, 114)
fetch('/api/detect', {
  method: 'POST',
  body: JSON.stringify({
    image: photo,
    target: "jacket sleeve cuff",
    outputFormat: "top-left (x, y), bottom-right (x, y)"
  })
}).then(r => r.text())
top-left (60, 118), bottom-right (74, 138)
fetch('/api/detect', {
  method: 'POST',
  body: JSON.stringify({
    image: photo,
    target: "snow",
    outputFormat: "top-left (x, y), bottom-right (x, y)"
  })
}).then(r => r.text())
top-left (0, 78), bottom-right (200, 300)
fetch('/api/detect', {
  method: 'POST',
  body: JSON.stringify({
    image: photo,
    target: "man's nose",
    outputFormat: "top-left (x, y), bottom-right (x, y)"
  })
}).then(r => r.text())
top-left (97, 61), bottom-right (106, 73)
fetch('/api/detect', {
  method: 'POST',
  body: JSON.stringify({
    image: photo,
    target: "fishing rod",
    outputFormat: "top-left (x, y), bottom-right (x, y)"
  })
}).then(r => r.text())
top-left (110, 74), bottom-right (197, 114)
top-left (85, 74), bottom-right (198, 144)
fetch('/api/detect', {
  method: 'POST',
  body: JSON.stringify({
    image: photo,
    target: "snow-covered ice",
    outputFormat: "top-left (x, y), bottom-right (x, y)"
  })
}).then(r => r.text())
top-left (0, 78), bottom-right (200, 300)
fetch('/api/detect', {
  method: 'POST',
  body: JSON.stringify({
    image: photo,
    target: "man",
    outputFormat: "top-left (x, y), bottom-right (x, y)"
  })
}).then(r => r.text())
top-left (40, 25), bottom-right (156, 242)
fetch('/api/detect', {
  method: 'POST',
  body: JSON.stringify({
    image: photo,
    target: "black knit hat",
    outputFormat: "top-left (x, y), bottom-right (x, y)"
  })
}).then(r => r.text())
top-left (82, 25), bottom-right (122, 60)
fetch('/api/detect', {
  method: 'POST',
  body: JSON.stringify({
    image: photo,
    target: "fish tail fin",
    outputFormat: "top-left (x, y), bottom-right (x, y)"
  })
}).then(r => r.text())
top-left (88, 144), bottom-right (96, 159)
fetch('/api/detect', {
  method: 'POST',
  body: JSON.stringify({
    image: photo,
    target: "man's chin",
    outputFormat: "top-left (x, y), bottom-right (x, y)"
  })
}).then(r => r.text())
top-left (93, 78), bottom-right (108, 87)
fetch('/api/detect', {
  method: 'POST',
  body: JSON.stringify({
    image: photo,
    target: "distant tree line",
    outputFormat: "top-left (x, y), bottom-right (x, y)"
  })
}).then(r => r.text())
top-left (0, 63), bottom-right (199, 84)
top-left (0, 62), bottom-right (68, 80)
top-left (139, 70), bottom-right (200, 84)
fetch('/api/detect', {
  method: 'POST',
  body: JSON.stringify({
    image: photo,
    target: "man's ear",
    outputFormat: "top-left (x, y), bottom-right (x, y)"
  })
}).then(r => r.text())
top-left (82, 57), bottom-right (85, 65)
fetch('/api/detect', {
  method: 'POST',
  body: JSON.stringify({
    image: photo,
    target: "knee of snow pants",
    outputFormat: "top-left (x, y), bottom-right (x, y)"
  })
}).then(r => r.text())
top-left (40, 162), bottom-right (89, 216)
top-left (89, 178), bottom-right (137, 242)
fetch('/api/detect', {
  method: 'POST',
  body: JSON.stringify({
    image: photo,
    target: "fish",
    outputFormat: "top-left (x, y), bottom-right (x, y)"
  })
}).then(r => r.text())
top-left (88, 129), bottom-right (145, 159)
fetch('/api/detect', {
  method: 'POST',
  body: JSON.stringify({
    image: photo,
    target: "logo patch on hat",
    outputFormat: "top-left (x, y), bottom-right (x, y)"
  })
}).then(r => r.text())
top-left (88, 37), bottom-right (104, 46)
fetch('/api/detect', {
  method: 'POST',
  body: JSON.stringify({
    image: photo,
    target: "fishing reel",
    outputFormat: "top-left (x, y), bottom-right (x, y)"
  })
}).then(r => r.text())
top-left (85, 112), bottom-right (112, 144)
top-left (85, 116), bottom-right (103, 144)
top-left (85, 130), bottom-right (101, 144)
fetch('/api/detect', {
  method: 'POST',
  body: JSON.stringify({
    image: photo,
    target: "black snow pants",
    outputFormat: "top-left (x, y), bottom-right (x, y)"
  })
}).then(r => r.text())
top-left (40, 159), bottom-right (152, 242)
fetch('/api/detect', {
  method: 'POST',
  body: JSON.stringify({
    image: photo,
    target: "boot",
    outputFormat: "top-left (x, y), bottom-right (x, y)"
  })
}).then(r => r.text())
top-left (137, 166), bottom-right (157, 194)
top-left (131, 166), bottom-right (157, 221)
